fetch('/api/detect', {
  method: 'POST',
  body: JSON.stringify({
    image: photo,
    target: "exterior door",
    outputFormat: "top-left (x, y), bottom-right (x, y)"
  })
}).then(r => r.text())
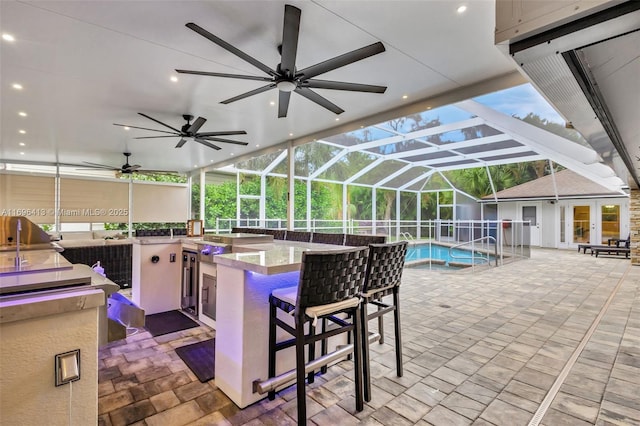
top-left (521, 203), bottom-right (541, 246)
top-left (571, 204), bottom-right (595, 244)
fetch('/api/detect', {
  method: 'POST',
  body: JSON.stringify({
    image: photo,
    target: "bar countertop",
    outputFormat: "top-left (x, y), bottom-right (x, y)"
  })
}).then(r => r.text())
top-left (213, 240), bottom-right (351, 275)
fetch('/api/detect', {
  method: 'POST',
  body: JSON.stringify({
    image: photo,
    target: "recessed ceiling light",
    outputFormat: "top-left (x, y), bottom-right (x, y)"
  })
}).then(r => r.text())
top-left (2, 33), bottom-right (15, 42)
top-left (123, 126), bottom-right (130, 131)
top-left (457, 5), bottom-right (467, 13)
top-left (231, 153), bottom-right (235, 156)
top-left (170, 76), bottom-right (178, 83)
top-left (194, 165), bottom-right (198, 168)
top-left (12, 83), bottom-right (23, 90)
top-left (256, 144), bottom-right (260, 147)
top-left (269, 101), bottom-right (275, 106)
top-left (289, 133), bottom-right (293, 137)
top-left (18, 111), bottom-right (27, 117)
top-left (402, 95), bottom-right (408, 99)
top-left (20, 152), bottom-right (25, 155)
top-left (19, 142), bottom-right (25, 146)
top-left (18, 129), bottom-right (26, 134)
top-left (427, 106), bottom-right (432, 110)
top-left (210, 160), bottom-right (214, 162)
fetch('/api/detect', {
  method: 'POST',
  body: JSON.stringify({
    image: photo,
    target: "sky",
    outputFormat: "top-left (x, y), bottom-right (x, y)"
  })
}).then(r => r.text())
top-left (474, 83), bottom-right (566, 124)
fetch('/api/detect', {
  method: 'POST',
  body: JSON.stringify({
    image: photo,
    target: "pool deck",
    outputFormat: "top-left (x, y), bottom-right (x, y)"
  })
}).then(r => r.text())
top-left (97, 247), bottom-right (639, 425)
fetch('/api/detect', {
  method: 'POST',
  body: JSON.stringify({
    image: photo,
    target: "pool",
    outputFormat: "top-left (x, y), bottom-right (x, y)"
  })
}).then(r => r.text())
top-left (405, 243), bottom-right (494, 268)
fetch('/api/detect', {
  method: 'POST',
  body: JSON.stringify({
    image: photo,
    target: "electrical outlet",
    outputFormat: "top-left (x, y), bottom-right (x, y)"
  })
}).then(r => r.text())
top-left (170, 253), bottom-right (176, 262)
top-left (55, 349), bottom-right (81, 386)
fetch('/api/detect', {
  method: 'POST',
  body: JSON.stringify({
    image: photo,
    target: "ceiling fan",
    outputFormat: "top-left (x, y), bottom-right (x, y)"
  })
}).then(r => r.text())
top-left (113, 113), bottom-right (248, 151)
top-left (176, 4), bottom-right (387, 118)
top-left (82, 152), bottom-right (179, 177)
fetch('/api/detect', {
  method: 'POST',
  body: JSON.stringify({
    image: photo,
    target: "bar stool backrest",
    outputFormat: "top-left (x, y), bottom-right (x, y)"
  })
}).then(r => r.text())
top-left (297, 247), bottom-right (369, 312)
top-left (262, 229), bottom-right (286, 240)
top-left (363, 241), bottom-right (407, 296)
top-left (345, 234), bottom-right (386, 246)
top-left (311, 232), bottom-right (345, 245)
top-left (231, 227), bottom-right (247, 233)
top-left (286, 230), bottom-right (312, 242)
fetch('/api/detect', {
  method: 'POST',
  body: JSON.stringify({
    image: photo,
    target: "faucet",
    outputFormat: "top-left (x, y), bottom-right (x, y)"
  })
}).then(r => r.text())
top-left (15, 219), bottom-right (22, 269)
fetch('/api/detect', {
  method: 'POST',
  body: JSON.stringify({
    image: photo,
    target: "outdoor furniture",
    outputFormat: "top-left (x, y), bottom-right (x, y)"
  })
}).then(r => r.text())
top-left (267, 247), bottom-right (368, 425)
top-left (592, 246), bottom-right (630, 258)
top-left (607, 234), bottom-right (630, 247)
top-left (344, 234), bottom-right (386, 246)
top-left (261, 228), bottom-right (286, 240)
top-left (360, 241), bottom-right (408, 402)
top-left (311, 232), bottom-right (345, 245)
top-left (285, 230), bottom-right (312, 242)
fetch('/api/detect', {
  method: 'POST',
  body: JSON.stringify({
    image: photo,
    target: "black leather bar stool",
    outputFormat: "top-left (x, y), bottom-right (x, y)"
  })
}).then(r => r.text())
top-left (360, 241), bottom-right (407, 402)
top-left (268, 247), bottom-right (369, 425)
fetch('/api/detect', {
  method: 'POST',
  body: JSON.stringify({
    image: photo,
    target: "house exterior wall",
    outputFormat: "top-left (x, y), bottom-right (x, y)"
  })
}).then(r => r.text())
top-left (631, 189), bottom-right (639, 265)
top-left (496, 197), bottom-right (629, 248)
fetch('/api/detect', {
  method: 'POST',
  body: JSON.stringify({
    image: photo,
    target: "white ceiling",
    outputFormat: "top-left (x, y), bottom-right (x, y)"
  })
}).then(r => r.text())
top-left (0, 0), bottom-right (518, 173)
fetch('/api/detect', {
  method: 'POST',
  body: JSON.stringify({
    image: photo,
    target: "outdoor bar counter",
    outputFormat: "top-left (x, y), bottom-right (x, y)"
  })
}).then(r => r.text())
top-left (213, 240), bottom-right (351, 408)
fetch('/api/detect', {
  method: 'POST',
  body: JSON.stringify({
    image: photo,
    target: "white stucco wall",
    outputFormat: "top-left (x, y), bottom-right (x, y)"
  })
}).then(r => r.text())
top-left (0, 304), bottom-right (99, 425)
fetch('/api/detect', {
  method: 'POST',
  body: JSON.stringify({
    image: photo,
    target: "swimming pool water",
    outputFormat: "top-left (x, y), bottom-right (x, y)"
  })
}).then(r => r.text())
top-left (405, 243), bottom-right (493, 265)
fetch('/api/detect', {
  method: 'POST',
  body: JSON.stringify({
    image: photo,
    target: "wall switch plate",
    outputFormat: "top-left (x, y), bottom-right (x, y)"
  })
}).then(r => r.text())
top-left (170, 253), bottom-right (176, 262)
top-left (55, 349), bottom-right (81, 386)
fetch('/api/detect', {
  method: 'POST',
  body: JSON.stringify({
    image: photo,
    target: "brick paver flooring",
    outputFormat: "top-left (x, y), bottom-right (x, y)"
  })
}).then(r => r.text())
top-left (98, 248), bottom-right (640, 425)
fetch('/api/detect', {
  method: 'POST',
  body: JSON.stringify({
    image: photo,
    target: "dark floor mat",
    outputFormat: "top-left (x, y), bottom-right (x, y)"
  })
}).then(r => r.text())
top-left (175, 339), bottom-right (215, 382)
top-left (144, 310), bottom-right (199, 337)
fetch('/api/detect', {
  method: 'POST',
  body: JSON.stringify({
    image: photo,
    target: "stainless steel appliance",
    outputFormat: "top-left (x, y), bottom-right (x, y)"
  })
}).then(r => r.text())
top-left (197, 242), bottom-right (231, 321)
top-left (181, 249), bottom-right (199, 317)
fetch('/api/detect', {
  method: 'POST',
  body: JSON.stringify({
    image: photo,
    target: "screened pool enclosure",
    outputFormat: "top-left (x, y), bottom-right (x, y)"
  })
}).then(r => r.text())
top-left (192, 83), bottom-right (625, 250)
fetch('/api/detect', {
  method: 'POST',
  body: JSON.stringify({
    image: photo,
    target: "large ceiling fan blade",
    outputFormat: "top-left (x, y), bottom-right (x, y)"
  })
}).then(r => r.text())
top-left (194, 138), bottom-right (222, 150)
top-left (296, 42), bottom-right (386, 80)
top-left (186, 23), bottom-right (278, 77)
top-left (175, 138), bottom-right (188, 148)
top-left (113, 123), bottom-right (178, 135)
top-left (280, 5), bottom-right (301, 77)
top-left (175, 70), bottom-right (272, 82)
top-left (138, 113), bottom-right (182, 133)
top-left (304, 79), bottom-right (387, 93)
top-left (278, 90), bottom-right (291, 118)
top-left (200, 136), bottom-right (249, 146)
top-left (127, 164), bottom-right (142, 171)
top-left (187, 116), bottom-right (207, 134)
top-left (220, 83), bottom-right (276, 104)
top-left (82, 161), bottom-right (117, 170)
top-left (197, 130), bottom-right (247, 137)
top-left (134, 136), bottom-right (180, 139)
top-left (295, 87), bottom-right (344, 115)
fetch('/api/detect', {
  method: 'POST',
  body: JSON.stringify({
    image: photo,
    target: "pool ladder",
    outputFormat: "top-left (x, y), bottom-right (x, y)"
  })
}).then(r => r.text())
top-left (399, 232), bottom-right (414, 241)
top-left (449, 236), bottom-right (498, 267)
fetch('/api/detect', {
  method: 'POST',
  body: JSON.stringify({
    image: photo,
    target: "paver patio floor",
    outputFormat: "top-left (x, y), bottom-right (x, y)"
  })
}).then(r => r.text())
top-left (98, 248), bottom-right (640, 425)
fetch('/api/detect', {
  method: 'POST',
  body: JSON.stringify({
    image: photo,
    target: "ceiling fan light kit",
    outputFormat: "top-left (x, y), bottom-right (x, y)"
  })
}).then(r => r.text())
top-left (176, 4), bottom-right (387, 118)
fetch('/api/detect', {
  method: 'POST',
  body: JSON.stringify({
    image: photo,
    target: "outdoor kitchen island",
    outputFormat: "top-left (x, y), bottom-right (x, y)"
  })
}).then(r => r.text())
top-left (212, 240), bottom-right (353, 408)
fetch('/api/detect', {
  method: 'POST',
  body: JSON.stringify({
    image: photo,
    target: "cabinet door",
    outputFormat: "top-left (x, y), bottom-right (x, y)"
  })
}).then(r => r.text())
top-left (202, 273), bottom-right (216, 320)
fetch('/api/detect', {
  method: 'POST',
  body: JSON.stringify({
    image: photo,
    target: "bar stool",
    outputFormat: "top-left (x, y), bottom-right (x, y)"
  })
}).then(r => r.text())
top-left (268, 247), bottom-right (369, 424)
top-left (285, 230), bottom-right (312, 242)
top-left (344, 234), bottom-right (386, 246)
top-left (311, 232), bottom-right (345, 245)
top-left (360, 241), bottom-right (407, 402)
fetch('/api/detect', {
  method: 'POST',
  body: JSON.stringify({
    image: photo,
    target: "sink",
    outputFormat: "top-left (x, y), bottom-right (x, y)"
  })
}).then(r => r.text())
top-left (0, 250), bottom-right (73, 275)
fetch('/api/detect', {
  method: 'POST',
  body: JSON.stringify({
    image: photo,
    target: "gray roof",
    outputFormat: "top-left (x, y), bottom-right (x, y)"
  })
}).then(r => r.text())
top-left (482, 169), bottom-right (625, 201)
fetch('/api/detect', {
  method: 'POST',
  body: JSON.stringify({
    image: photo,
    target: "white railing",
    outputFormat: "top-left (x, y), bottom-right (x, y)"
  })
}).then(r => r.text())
top-left (212, 218), bottom-right (531, 261)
